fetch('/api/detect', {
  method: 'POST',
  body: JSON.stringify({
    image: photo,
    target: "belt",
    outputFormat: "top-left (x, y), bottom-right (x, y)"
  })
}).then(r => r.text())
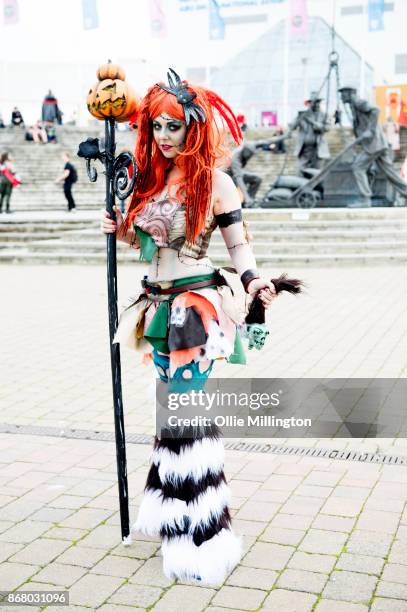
top-left (142, 276), bottom-right (219, 296)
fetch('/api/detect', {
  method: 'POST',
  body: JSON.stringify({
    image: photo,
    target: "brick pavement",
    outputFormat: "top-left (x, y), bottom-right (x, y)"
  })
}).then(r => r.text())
top-left (0, 264), bottom-right (407, 610)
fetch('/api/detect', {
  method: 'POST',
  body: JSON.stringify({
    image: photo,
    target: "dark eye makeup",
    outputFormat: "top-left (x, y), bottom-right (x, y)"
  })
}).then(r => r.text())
top-left (153, 120), bottom-right (183, 132)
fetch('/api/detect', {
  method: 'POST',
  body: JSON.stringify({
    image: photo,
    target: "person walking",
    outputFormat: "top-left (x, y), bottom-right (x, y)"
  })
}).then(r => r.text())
top-left (0, 152), bottom-right (20, 213)
top-left (55, 152), bottom-right (77, 211)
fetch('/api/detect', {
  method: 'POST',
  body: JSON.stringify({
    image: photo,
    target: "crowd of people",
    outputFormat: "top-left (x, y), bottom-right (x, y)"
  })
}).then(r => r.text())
top-left (0, 90), bottom-right (81, 213)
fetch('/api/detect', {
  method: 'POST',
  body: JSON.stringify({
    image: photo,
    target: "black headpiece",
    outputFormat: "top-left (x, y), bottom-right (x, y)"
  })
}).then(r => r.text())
top-left (158, 68), bottom-right (206, 126)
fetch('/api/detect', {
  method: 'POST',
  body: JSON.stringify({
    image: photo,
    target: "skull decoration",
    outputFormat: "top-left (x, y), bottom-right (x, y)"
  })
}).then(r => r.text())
top-left (87, 61), bottom-right (140, 123)
top-left (243, 323), bottom-right (270, 350)
top-left (170, 305), bottom-right (187, 327)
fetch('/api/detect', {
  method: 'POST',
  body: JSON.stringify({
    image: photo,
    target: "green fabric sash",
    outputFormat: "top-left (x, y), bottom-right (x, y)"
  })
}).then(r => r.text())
top-left (227, 328), bottom-right (246, 365)
top-left (136, 227), bottom-right (158, 262)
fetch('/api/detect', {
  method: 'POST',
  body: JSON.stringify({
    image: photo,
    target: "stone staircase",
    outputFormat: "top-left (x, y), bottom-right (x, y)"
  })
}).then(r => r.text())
top-left (1, 207), bottom-right (407, 266)
top-left (0, 126), bottom-right (135, 212)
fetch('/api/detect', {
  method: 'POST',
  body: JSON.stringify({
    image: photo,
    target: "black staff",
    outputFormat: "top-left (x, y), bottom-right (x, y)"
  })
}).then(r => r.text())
top-left (78, 125), bottom-right (137, 543)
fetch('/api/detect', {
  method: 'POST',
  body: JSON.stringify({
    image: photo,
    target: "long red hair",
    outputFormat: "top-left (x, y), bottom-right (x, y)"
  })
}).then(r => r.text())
top-left (121, 80), bottom-right (242, 243)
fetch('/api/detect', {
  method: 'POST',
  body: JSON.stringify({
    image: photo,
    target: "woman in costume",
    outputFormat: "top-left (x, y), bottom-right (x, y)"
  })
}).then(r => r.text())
top-left (101, 69), bottom-right (276, 585)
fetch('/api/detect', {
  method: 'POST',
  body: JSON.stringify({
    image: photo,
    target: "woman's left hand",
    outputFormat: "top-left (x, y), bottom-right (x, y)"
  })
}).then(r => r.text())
top-left (246, 278), bottom-right (277, 309)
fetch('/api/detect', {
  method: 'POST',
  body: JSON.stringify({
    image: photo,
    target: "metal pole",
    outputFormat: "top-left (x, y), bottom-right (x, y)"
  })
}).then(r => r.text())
top-left (104, 117), bottom-right (130, 543)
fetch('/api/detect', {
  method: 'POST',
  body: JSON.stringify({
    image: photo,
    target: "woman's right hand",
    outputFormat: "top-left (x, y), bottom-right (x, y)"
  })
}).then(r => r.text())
top-left (100, 206), bottom-right (124, 234)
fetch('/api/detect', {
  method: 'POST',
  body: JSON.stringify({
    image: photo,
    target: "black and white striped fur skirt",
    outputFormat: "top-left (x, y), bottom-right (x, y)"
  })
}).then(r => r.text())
top-left (133, 427), bottom-right (241, 585)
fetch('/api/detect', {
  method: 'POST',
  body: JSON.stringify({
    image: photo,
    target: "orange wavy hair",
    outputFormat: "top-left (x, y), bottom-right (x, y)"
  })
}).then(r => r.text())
top-left (121, 80), bottom-right (242, 244)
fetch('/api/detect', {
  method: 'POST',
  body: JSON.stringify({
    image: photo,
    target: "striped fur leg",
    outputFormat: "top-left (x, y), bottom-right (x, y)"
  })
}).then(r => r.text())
top-left (155, 430), bottom-right (242, 586)
top-left (132, 437), bottom-right (163, 537)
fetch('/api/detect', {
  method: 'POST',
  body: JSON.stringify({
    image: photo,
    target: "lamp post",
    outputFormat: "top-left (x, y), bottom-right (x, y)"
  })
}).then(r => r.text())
top-left (77, 61), bottom-right (139, 544)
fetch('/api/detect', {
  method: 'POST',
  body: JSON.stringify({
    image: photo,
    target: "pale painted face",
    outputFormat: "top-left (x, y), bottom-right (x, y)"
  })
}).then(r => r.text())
top-left (152, 113), bottom-right (187, 159)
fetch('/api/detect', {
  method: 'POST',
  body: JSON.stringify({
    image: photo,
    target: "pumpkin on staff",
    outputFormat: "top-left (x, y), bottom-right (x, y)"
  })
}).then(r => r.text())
top-left (87, 62), bottom-right (140, 122)
top-left (96, 62), bottom-right (126, 82)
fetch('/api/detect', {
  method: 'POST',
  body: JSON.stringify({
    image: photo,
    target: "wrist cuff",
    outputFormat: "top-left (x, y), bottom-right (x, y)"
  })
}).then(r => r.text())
top-left (240, 269), bottom-right (260, 293)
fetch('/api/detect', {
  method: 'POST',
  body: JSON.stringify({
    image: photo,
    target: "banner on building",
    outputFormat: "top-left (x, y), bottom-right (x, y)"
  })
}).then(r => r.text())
top-left (368, 0), bottom-right (384, 32)
top-left (3, 0), bottom-right (18, 25)
top-left (261, 111), bottom-right (278, 127)
top-left (398, 101), bottom-right (407, 127)
top-left (290, 0), bottom-right (308, 36)
top-left (82, 0), bottom-right (99, 30)
top-left (150, 0), bottom-right (167, 38)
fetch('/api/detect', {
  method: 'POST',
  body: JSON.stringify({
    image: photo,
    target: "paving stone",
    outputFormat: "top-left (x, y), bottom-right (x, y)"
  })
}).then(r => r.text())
top-left (59, 507), bottom-right (113, 529)
top-left (262, 474), bottom-right (303, 491)
top-left (0, 542), bottom-right (23, 563)
top-left (68, 479), bottom-right (113, 497)
top-left (336, 552), bottom-right (384, 575)
top-left (150, 585), bottom-right (216, 612)
top-left (32, 563), bottom-right (87, 587)
top-left (55, 544), bottom-right (107, 568)
top-left (251, 488), bottom-right (291, 503)
top-left (288, 551), bottom-right (337, 574)
top-left (270, 513), bottom-right (314, 530)
top-left (98, 605), bottom-right (140, 611)
top-left (299, 529), bottom-right (347, 555)
top-left (85, 495), bottom-right (120, 510)
top-left (356, 510), bottom-right (400, 534)
top-left (365, 497), bottom-right (405, 513)
top-left (230, 479), bottom-right (262, 497)
top-left (281, 495), bottom-right (325, 517)
top-left (212, 585), bottom-right (266, 610)
top-left (68, 573), bottom-right (124, 607)
top-left (235, 501), bottom-right (280, 522)
top-left (226, 566), bottom-right (278, 590)
top-left (295, 485), bottom-right (333, 498)
top-left (90, 554), bottom-right (143, 578)
top-left (76, 524), bottom-right (124, 549)
top-left (322, 571), bottom-right (377, 604)
top-left (44, 526), bottom-right (88, 541)
top-left (129, 557), bottom-right (173, 587)
top-left (387, 540), bottom-right (407, 564)
top-left (396, 525), bottom-right (407, 541)
top-left (370, 597), bottom-right (407, 611)
top-left (312, 515), bottom-right (356, 533)
top-left (9, 538), bottom-right (70, 565)
top-left (345, 530), bottom-right (393, 558)
top-left (111, 540), bottom-right (159, 559)
top-left (0, 520), bottom-right (52, 543)
top-left (331, 486), bottom-right (371, 500)
top-left (260, 526), bottom-right (305, 546)
top-left (108, 583), bottom-right (162, 607)
top-left (0, 562), bottom-right (38, 590)
top-left (233, 518), bottom-right (268, 537)
top-left (30, 507), bottom-right (74, 523)
top-left (303, 471), bottom-right (342, 487)
top-left (261, 588), bottom-right (317, 611)
top-left (320, 498), bottom-right (365, 518)
top-left (242, 542), bottom-right (295, 570)
top-left (381, 562), bottom-right (407, 583)
top-left (277, 568), bottom-right (328, 594)
top-left (376, 580), bottom-right (407, 600)
top-left (50, 495), bottom-right (90, 509)
top-left (316, 600), bottom-right (368, 611)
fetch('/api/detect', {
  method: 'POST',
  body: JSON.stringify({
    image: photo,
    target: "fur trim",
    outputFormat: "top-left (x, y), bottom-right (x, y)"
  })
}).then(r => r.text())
top-left (152, 437), bottom-right (225, 484)
top-left (161, 528), bottom-right (242, 586)
top-left (132, 488), bottom-right (163, 536)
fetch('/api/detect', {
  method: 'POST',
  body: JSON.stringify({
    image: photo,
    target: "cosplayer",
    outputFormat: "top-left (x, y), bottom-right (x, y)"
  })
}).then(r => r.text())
top-left (101, 69), bottom-right (276, 585)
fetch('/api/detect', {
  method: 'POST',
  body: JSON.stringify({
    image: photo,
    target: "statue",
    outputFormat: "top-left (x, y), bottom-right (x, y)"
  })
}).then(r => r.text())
top-left (339, 86), bottom-right (407, 207)
top-left (229, 137), bottom-right (286, 208)
top-left (289, 92), bottom-right (331, 172)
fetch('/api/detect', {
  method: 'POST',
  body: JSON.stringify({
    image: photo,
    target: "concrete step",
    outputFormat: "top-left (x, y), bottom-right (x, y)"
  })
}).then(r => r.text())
top-left (1, 250), bottom-right (406, 266)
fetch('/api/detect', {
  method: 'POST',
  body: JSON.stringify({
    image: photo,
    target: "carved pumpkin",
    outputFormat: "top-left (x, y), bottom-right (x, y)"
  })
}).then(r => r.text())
top-left (96, 62), bottom-right (126, 82)
top-left (87, 67), bottom-right (140, 122)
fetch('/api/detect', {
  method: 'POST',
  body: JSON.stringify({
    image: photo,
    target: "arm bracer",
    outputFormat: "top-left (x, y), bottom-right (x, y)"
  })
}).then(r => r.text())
top-left (215, 209), bottom-right (260, 292)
